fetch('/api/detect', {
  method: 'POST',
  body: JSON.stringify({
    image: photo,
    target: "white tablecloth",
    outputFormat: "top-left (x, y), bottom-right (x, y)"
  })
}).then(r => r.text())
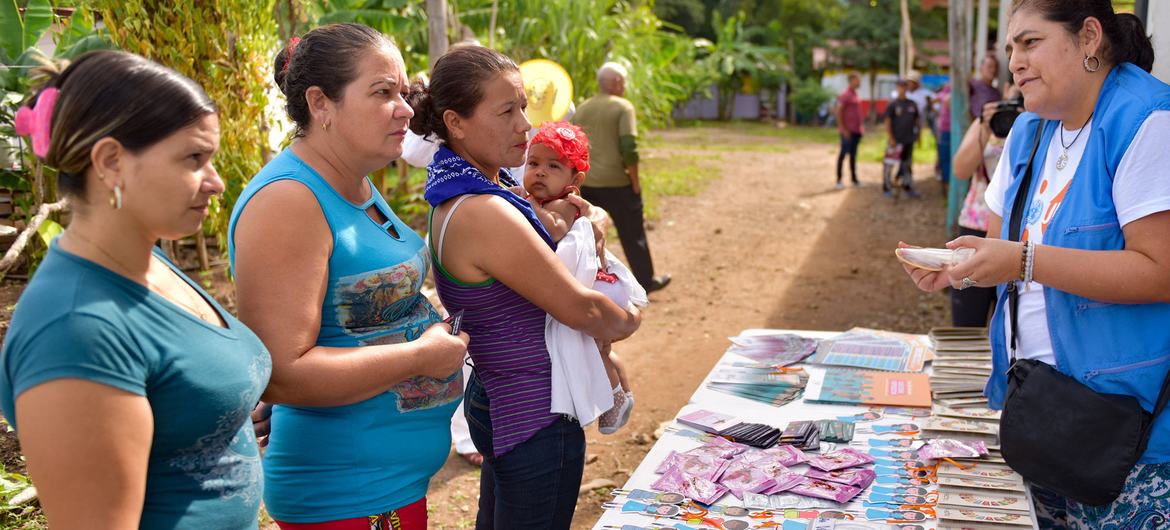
top-left (590, 329), bottom-right (1038, 530)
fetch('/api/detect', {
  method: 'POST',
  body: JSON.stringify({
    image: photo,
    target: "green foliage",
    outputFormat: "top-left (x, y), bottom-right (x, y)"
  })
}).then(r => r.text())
top-left (452, 0), bottom-right (705, 130)
top-left (789, 77), bottom-right (832, 122)
top-left (654, 0), bottom-right (706, 37)
top-left (0, 4), bottom-right (112, 275)
top-left (695, 11), bottom-right (788, 119)
top-left (89, 0), bottom-right (278, 252)
top-left (0, 464), bottom-right (40, 528)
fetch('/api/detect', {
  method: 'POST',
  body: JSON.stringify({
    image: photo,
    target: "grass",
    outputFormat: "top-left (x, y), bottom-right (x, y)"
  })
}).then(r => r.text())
top-left (640, 151), bottom-right (721, 221)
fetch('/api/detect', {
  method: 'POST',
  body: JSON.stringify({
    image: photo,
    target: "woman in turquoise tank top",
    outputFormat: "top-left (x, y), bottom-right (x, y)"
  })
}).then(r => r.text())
top-left (228, 24), bottom-right (469, 529)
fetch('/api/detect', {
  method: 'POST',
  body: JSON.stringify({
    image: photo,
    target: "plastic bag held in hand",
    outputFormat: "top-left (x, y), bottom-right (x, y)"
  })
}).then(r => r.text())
top-left (895, 247), bottom-right (976, 272)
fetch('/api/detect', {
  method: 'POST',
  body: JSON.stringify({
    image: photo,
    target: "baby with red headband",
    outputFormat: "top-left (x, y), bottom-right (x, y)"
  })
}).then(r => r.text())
top-left (522, 121), bottom-right (647, 434)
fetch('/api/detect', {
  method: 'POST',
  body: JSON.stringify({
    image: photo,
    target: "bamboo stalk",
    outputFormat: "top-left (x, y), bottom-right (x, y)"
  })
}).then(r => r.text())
top-left (0, 199), bottom-right (67, 279)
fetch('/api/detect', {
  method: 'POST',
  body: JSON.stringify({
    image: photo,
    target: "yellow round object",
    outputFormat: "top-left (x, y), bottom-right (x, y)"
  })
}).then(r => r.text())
top-left (519, 59), bottom-right (573, 127)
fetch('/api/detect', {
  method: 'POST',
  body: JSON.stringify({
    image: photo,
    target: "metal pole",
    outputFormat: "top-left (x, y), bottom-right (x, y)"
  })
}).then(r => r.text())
top-left (948, 0), bottom-right (973, 236)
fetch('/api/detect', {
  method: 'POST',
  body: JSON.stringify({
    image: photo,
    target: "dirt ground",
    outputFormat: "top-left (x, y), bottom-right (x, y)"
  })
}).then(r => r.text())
top-left (424, 126), bottom-right (953, 529)
top-left (0, 125), bottom-right (952, 528)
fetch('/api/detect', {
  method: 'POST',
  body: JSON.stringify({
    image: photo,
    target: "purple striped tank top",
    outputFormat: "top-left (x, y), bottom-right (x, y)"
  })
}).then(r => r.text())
top-left (432, 247), bottom-right (558, 457)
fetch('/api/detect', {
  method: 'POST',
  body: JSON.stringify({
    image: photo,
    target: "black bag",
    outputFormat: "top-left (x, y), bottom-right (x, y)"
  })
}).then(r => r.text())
top-left (998, 120), bottom-right (1170, 506)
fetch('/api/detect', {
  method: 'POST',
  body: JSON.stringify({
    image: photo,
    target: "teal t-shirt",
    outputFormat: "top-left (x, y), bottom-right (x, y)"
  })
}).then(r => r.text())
top-left (229, 149), bottom-right (461, 523)
top-left (0, 243), bottom-right (272, 530)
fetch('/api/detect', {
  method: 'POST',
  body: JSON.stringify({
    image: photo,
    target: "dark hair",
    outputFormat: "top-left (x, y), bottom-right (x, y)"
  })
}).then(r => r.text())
top-left (1012, 0), bottom-right (1155, 72)
top-left (32, 50), bottom-right (215, 198)
top-left (274, 23), bottom-right (392, 135)
top-left (407, 45), bottom-right (519, 143)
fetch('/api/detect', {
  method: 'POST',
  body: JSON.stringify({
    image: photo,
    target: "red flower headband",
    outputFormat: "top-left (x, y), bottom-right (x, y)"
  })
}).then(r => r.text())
top-left (529, 121), bottom-right (590, 173)
top-left (282, 36), bottom-right (301, 73)
top-left (14, 87), bottom-right (58, 158)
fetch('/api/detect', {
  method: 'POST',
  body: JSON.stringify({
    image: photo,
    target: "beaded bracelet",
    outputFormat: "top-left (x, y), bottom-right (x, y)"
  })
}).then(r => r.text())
top-left (1023, 241), bottom-right (1037, 284)
top-left (1019, 242), bottom-right (1029, 281)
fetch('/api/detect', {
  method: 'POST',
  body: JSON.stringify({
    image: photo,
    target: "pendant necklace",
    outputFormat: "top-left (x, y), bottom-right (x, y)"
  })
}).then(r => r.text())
top-left (1057, 112), bottom-right (1094, 171)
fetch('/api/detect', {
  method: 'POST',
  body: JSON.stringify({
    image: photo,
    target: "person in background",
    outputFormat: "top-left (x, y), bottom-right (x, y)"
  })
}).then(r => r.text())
top-left (904, 70), bottom-right (936, 145)
top-left (0, 50), bottom-right (271, 530)
top-left (884, 79), bottom-right (921, 198)
top-left (230, 24), bottom-right (468, 530)
top-left (835, 72), bottom-right (864, 189)
top-left (970, 54), bottom-right (1004, 120)
top-left (573, 62), bottom-right (671, 293)
top-left (948, 95), bottom-right (1017, 327)
top-left (903, 1), bottom-right (1170, 526)
top-left (936, 82), bottom-right (953, 197)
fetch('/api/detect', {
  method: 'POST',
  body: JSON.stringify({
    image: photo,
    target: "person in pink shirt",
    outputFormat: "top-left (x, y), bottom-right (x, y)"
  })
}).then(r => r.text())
top-left (835, 72), bottom-right (864, 188)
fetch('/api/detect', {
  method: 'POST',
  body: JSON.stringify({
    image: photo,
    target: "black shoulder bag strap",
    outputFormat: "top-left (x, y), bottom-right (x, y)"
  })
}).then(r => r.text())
top-left (1005, 120), bottom-right (1170, 417)
top-left (1005, 120), bottom-right (1046, 357)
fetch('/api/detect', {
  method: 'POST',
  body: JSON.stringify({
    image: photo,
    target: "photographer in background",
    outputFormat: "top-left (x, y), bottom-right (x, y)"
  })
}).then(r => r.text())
top-left (948, 86), bottom-right (1023, 326)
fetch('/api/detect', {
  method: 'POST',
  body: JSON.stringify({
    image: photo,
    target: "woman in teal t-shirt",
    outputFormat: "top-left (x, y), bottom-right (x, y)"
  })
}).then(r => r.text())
top-left (0, 51), bottom-right (270, 529)
top-left (229, 24), bottom-right (468, 529)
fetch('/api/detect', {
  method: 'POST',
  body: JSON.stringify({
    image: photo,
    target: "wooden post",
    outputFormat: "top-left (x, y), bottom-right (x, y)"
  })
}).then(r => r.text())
top-left (488, 0), bottom-right (498, 48)
top-left (901, 0), bottom-right (915, 74)
top-left (976, 0), bottom-right (990, 66)
top-left (195, 231), bottom-right (210, 270)
top-left (997, 0), bottom-right (1011, 86)
top-left (396, 159), bottom-right (410, 196)
top-left (948, 0), bottom-right (973, 236)
top-left (426, 0), bottom-right (448, 69)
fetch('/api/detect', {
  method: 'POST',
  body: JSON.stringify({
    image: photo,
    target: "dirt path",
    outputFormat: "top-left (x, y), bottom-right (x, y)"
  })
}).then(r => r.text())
top-left (425, 126), bottom-right (952, 528)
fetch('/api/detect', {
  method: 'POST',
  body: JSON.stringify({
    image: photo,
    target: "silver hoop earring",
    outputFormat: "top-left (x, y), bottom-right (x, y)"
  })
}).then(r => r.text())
top-left (1084, 55), bottom-right (1101, 73)
top-left (110, 185), bottom-right (123, 209)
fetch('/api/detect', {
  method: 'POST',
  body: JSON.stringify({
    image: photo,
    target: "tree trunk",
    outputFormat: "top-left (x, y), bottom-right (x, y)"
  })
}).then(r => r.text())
top-left (901, 0), bottom-right (915, 73)
top-left (426, 0), bottom-right (448, 69)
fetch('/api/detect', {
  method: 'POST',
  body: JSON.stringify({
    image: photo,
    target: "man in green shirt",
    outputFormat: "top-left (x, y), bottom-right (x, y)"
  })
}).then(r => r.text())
top-left (572, 62), bottom-right (670, 292)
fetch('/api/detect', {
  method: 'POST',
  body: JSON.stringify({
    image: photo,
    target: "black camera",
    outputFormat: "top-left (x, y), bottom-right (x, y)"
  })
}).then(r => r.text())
top-left (988, 95), bottom-right (1024, 138)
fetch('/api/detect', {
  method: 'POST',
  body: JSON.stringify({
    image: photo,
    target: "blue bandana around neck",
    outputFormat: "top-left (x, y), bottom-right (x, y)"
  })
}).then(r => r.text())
top-left (424, 145), bottom-right (555, 249)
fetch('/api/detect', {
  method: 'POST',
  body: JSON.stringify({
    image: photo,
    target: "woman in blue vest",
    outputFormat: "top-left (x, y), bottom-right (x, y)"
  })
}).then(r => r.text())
top-left (228, 24), bottom-right (469, 529)
top-left (1, 51), bottom-right (270, 529)
top-left (903, 1), bottom-right (1170, 526)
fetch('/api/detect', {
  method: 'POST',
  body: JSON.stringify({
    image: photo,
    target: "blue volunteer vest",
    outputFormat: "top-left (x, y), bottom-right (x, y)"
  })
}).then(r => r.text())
top-left (985, 63), bottom-right (1170, 463)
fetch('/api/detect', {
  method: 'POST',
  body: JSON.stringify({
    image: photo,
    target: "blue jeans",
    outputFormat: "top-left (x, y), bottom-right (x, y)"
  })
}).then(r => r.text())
top-left (465, 372), bottom-right (585, 530)
top-left (937, 129), bottom-right (952, 183)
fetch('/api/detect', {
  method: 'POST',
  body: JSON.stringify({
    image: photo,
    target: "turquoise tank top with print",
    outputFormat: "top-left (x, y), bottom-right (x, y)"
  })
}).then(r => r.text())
top-left (228, 149), bottom-right (461, 523)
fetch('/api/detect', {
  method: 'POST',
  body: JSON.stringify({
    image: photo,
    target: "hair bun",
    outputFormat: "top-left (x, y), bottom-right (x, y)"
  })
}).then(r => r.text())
top-left (1114, 13), bottom-right (1154, 72)
top-left (273, 47), bottom-right (291, 94)
top-left (407, 81), bottom-right (443, 139)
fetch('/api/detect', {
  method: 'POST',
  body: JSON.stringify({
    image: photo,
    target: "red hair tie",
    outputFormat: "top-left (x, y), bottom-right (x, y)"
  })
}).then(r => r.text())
top-left (529, 121), bottom-right (590, 173)
top-left (282, 36), bottom-right (301, 73)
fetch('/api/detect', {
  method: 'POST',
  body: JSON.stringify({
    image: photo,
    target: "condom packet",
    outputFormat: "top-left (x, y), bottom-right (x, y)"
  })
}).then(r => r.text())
top-left (918, 439), bottom-right (989, 460)
top-left (763, 444), bottom-right (808, 466)
top-left (650, 467), bottom-right (729, 505)
top-left (718, 462), bottom-right (778, 500)
top-left (806, 448), bottom-right (875, 471)
top-left (686, 436), bottom-right (750, 460)
top-left (656, 451), bottom-right (731, 482)
top-left (788, 477), bottom-right (864, 503)
top-left (757, 458), bottom-right (806, 494)
top-left (805, 467), bottom-right (877, 489)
